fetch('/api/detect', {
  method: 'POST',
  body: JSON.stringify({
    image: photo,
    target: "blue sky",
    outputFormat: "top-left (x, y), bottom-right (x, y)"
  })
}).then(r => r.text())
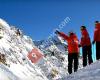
top-left (0, 0), bottom-right (100, 41)
top-left (0, 0), bottom-right (99, 60)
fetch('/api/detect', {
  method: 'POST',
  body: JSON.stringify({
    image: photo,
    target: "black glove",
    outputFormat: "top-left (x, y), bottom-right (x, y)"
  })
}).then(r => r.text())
top-left (55, 30), bottom-right (60, 34)
top-left (78, 44), bottom-right (81, 47)
top-left (92, 41), bottom-right (95, 44)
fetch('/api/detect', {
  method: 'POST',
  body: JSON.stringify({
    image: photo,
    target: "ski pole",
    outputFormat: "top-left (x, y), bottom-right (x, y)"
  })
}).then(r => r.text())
top-left (92, 43), bottom-right (95, 60)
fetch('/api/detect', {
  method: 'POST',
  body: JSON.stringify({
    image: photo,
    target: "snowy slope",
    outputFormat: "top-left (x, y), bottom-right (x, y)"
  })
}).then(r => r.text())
top-left (59, 61), bottom-right (100, 80)
top-left (0, 18), bottom-right (48, 80)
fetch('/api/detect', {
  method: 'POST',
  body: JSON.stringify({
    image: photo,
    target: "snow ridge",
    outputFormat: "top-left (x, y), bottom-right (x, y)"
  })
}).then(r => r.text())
top-left (0, 18), bottom-right (47, 80)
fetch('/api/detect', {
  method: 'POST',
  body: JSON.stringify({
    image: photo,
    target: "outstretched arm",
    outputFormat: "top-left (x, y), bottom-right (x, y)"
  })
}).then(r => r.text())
top-left (55, 30), bottom-right (69, 40)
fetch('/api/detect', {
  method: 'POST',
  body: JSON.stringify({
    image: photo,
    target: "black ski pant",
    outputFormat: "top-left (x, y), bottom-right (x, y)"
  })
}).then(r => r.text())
top-left (68, 53), bottom-right (78, 74)
top-left (96, 42), bottom-right (100, 60)
top-left (82, 45), bottom-right (93, 67)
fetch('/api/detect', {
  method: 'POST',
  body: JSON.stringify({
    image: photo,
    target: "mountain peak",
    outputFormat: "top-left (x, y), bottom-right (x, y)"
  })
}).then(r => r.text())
top-left (0, 18), bottom-right (10, 29)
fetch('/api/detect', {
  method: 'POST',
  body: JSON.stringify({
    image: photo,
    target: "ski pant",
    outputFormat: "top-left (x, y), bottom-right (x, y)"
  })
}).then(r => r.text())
top-left (82, 45), bottom-right (93, 67)
top-left (68, 53), bottom-right (78, 74)
top-left (96, 42), bottom-right (100, 60)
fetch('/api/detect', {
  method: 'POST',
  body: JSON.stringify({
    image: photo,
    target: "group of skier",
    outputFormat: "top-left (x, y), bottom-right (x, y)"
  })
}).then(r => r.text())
top-left (55, 21), bottom-right (100, 74)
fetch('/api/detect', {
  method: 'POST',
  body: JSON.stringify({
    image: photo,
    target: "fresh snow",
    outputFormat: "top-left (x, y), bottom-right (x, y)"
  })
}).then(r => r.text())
top-left (60, 61), bottom-right (100, 80)
top-left (0, 19), bottom-right (47, 80)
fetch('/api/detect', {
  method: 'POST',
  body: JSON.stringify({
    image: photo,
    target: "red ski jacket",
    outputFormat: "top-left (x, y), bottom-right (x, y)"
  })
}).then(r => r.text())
top-left (94, 23), bottom-right (100, 42)
top-left (58, 32), bottom-right (79, 54)
top-left (80, 29), bottom-right (91, 47)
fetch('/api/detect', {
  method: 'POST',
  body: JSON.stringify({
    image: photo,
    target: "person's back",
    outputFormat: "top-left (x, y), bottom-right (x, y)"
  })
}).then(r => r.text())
top-left (94, 22), bottom-right (100, 42)
top-left (80, 27), bottom-right (91, 46)
top-left (56, 31), bottom-right (79, 54)
top-left (55, 30), bottom-right (79, 74)
top-left (93, 21), bottom-right (100, 60)
top-left (80, 26), bottom-right (93, 67)
top-left (67, 33), bottom-right (79, 54)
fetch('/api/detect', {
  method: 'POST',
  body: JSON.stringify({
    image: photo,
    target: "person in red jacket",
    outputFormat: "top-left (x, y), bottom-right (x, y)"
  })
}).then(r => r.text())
top-left (80, 26), bottom-right (93, 67)
top-left (93, 21), bottom-right (100, 60)
top-left (55, 30), bottom-right (79, 74)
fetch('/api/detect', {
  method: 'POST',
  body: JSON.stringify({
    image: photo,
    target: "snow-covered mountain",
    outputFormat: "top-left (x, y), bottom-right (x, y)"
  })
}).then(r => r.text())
top-left (0, 18), bottom-right (83, 80)
top-left (33, 35), bottom-right (67, 54)
top-left (0, 19), bottom-right (47, 80)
